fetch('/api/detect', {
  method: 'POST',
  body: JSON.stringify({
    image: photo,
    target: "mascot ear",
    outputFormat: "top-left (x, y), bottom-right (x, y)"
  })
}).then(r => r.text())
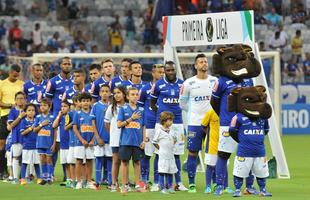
top-left (212, 54), bottom-right (222, 75)
top-left (256, 85), bottom-right (266, 93)
top-left (216, 47), bottom-right (226, 55)
top-left (227, 87), bottom-right (242, 112)
top-left (241, 44), bottom-right (252, 52)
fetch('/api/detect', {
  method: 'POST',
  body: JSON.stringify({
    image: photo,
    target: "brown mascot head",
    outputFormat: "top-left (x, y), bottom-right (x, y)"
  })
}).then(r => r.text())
top-left (212, 44), bottom-right (261, 80)
top-left (227, 85), bottom-right (272, 119)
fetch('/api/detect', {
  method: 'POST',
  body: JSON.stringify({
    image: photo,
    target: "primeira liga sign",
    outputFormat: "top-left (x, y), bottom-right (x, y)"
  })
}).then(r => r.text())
top-left (163, 10), bottom-right (254, 47)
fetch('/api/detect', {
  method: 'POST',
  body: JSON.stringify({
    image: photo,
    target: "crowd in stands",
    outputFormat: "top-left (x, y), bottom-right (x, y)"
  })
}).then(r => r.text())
top-left (0, 0), bottom-right (309, 84)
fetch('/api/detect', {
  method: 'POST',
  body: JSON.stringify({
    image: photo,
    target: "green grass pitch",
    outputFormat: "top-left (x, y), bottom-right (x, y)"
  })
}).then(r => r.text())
top-left (1, 135), bottom-right (309, 200)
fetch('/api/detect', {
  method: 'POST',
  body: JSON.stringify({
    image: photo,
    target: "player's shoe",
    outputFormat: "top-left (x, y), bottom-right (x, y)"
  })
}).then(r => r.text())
top-left (214, 185), bottom-right (224, 196)
top-left (47, 180), bottom-right (53, 185)
top-left (243, 186), bottom-right (259, 195)
top-left (121, 186), bottom-right (128, 195)
top-left (259, 189), bottom-right (272, 197)
top-left (160, 189), bottom-right (169, 194)
top-left (110, 184), bottom-right (118, 192)
top-left (188, 184), bottom-right (197, 193)
top-left (20, 179), bottom-right (27, 185)
top-left (86, 181), bottom-right (96, 190)
top-left (11, 178), bottom-right (18, 184)
top-left (36, 178), bottom-right (43, 185)
top-left (135, 182), bottom-right (147, 193)
top-left (150, 183), bottom-right (159, 192)
top-left (65, 179), bottom-right (72, 188)
top-left (75, 181), bottom-right (83, 190)
top-left (167, 188), bottom-right (176, 194)
top-left (233, 189), bottom-right (242, 197)
top-left (125, 184), bottom-right (132, 192)
top-left (224, 186), bottom-right (234, 194)
top-left (204, 186), bottom-right (212, 194)
top-left (3, 176), bottom-right (13, 183)
top-left (175, 183), bottom-right (188, 191)
top-left (29, 174), bottom-right (35, 181)
top-left (39, 179), bottom-right (47, 185)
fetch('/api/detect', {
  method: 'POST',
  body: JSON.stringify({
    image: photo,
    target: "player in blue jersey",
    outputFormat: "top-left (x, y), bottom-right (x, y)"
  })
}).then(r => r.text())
top-left (122, 61), bottom-right (146, 91)
top-left (138, 63), bottom-right (164, 190)
top-left (22, 63), bottom-right (47, 106)
top-left (150, 61), bottom-right (187, 191)
top-left (33, 98), bottom-right (56, 185)
top-left (20, 103), bottom-right (42, 185)
top-left (117, 87), bottom-right (147, 194)
top-left (73, 92), bottom-right (96, 190)
top-left (4, 133), bottom-right (13, 182)
top-left (52, 100), bottom-right (71, 187)
top-left (91, 59), bottom-right (115, 100)
top-left (62, 69), bottom-right (86, 103)
top-left (85, 64), bottom-right (101, 93)
top-left (110, 58), bottom-right (132, 91)
top-left (210, 45), bottom-right (262, 195)
top-left (91, 85), bottom-right (111, 189)
top-left (7, 91), bottom-right (26, 184)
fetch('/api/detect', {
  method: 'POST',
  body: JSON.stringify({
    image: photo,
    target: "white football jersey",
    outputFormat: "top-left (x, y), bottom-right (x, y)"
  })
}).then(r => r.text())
top-left (179, 75), bottom-right (218, 126)
top-left (152, 125), bottom-right (176, 159)
top-left (104, 105), bottom-right (121, 147)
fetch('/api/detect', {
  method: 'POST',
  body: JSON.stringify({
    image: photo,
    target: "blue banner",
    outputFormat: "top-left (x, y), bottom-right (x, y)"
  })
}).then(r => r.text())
top-left (282, 104), bottom-right (310, 134)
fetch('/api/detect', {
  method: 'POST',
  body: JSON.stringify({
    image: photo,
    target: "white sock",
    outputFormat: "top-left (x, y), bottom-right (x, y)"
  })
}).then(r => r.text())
top-left (25, 165), bottom-right (30, 178)
top-left (12, 158), bottom-right (20, 179)
top-left (30, 164), bottom-right (35, 175)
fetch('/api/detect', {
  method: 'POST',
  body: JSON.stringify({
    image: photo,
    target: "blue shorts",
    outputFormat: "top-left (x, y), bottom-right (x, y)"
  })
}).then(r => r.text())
top-left (187, 125), bottom-right (204, 152)
top-left (119, 146), bottom-right (144, 161)
top-left (112, 147), bottom-right (119, 154)
top-left (37, 148), bottom-right (52, 156)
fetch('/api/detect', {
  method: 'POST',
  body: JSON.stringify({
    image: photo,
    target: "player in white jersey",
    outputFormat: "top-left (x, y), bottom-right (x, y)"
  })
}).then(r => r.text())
top-left (179, 54), bottom-right (217, 193)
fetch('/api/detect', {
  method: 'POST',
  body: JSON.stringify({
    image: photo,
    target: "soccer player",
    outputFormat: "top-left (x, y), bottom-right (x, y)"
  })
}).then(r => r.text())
top-left (52, 100), bottom-right (71, 186)
top-left (150, 61), bottom-right (187, 191)
top-left (117, 87), bottom-right (146, 194)
top-left (152, 111), bottom-right (178, 194)
top-left (179, 54), bottom-right (217, 193)
top-left (73, 92), bottom-right (96, 190)
top-left (138, 63), bottom-right (164, 190)
top-left (33, 98), bottom-right (56, 185)
top-left (85, 64), bottom-right (101, 93)
top-left (63, 69), bottom-right (86, 103)
top-left (201, 109), bottom-right (219, 193)
top-left (105, 85), bottom-right (127, 192)
top-left (23, 63), bottom-right (47, 106)
top-left (7, 91), bottom-right (26, 184)
top-left (91, 59), bottom-right (115, 100)
top-left (110, 58), bottom-right (132, 91)
top-left (91, 85), bottom-right (112, 189)
top-left (20, 103), bottom-right (42, 185)
top-left (122, 61), bottom-right (146, 91)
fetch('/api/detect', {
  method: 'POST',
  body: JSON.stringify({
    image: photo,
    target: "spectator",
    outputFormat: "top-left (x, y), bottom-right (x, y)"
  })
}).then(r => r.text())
top-left (268, 31), bottom-right (287, 52)
top-left (75, 42), bottom-right (87, 53)
top-left (68, 1), bottom-right (80, 19)
top-left (209, 0), bottom-right (223, 12)
top-left (303, 52), bottom-right (310, 83)
top-left (47, 32), bottom-right (60, 49)
top-left (0, 57), bottom-right (10, 80)
top-left (10, 41), bottom-right (21, 56)
top-left (125, 10), bottom-right (135, 41)
top-left (8, 19), bottom-right (22, 46)
top-left (47, 0), bottom-right (57, 22)
top-left (110, 14), bottom-right (122, 30)
top-left (291, 4), bottom-right (308, 24)
top-left (57, 40), bottom-right (70, 53)
top-left (291, 30), bottom-right (303, 63)
top-left (264, 7), bottom-right (282, 27)
top-left (31, 23), bottom-right (43, 53)
top-left (91, 45), bottom-right (98, 53)
top-left (284, 58), bottom-right (303, 83)
top-left (108, 25), bottom-right (123, 53)
top-left (0, 43), bottom-right (7, 65)
top-left (254, 9), bottom-right (266, 24)
top-left (0, 20), bottom-right (6, 41)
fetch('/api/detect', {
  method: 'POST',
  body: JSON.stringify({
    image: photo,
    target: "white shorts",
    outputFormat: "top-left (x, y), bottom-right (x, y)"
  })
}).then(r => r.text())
top-left (158, 157), bottom-right (178, 174)
top-left (155, 123), bottom-right (185, 155)
top-left (233, 156), bottom-right (269, 178)
top-left (60, 149), bottom-right (69, 164)
top-left (144, 129), bottom-right (155, 156)
top-left (11, 143), bottom-right (22, 157)
top-left (74, 146), bottom-right (95, 160)
top-left (94, 144), bottom-right (112, 157)
top-left (22, 150), bottom-right (40, 164)
top-left (218, 126), bottom-right (237, 153)
top-left (67, 147), bottom-right (76, 164)
top-left (204, 153), bottom-right (218, 166)
top-left (6, 151), bottom-right (12, 167)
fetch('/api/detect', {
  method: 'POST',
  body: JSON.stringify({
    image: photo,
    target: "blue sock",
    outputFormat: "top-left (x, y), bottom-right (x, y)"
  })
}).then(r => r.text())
top-left (21, 163), bottom-right (27, 179)
top-left (154, 154), bottom-right (159, 184)
top-left (256, 177), bottom-right (266, 192)
top-left (212, 168), bottom-right (216, 184)
top-left (167, 174), bottom-right (173, 189)
top-left (106, 157), bottom-right (112, 185)
top-left (234, 176), bottom-right (243, 190)
top-left (174, 155), bottom-right (181, 184)
top-left (47, 164), bottom-right (53, 181)
top-left (41, 163), bottom-right (47, 180)
top-left (95, 156), bottom-right (103, 184)
top-left (62, 164), bottom-right (67, 180)
top-left (206, 165), bottom-right (215, 187)
top-left (34, 164), bottom-right (41, 179)
top-left (215, 156), bottom-right (227, 186)
top-left (52, 150), bottom-right (58, 176)
top-left (159, 174), bottom-right (165, 190)
top-left (224, 168), bottom-right (228, 188)
top-left (187, 154), bottom-right (197, 185)
top-left (140, 155), bottom-right (150, 183)
top-left (103, 156), bottom-right (108, 181)
top-left (246, 171), bottom-right (254, 188)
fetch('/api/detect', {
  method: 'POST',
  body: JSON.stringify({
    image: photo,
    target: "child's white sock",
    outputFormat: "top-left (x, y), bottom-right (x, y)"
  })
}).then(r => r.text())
top-left (12, 158), bottom-right (20, 179)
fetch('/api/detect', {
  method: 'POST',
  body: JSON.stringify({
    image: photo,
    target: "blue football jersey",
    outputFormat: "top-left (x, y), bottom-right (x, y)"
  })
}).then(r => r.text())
top-left (7, 107), bottom-right (22, 144)
top-left (229, 113), bottom-right (269, 157)
top-left (211, 76), bottom-right (253, 126)
top-left (62, 86), bottom-right (85, 103)
top-left (117, 103), bottom-right (144, 147)
top-left (59, 115), bottom-right (70, 149)
top-left (44, 74), bottom-right (73, 115)
top-left (5, 134), bottom-right (12, 151)
top-left (84, 83), bottom-right (92, 93)
top-left (91, 76), bottom-right (109, 99)
top-left (110, 75), bottom-right (127, 92)
top-left (73, 110), bottom-right (95, 146)
top-left (20, 118), bottom-right (37, 150)
top-left (150, 77), bottom-right (183, 124)
top-left (122, 79), bottom-right (146, 91)
top-left (90, 101), bottom-right (109, 144)
top-left (34, 114), bottom-right (55, 149)
top-left (68, 110), bottom-right (77, 147)
top-left (138, 82), bottom-right (156, 129)
top-left (23, 80), bottom-right (47, 105)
